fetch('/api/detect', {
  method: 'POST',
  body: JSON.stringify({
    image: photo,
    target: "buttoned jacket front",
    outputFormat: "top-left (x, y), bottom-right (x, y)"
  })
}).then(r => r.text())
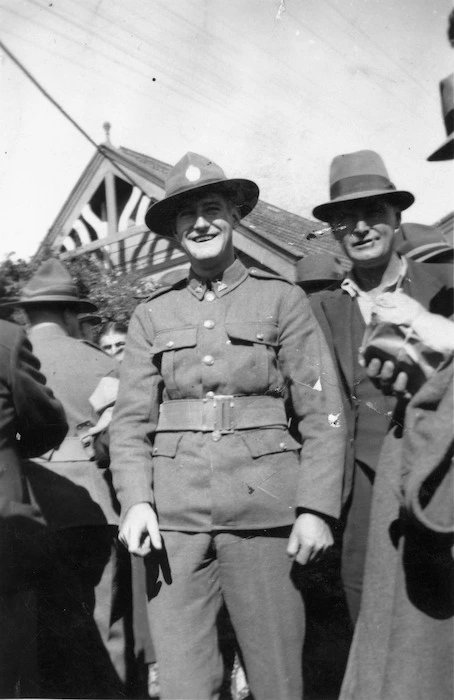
top-left (110, 259), bottom-right (346, 531)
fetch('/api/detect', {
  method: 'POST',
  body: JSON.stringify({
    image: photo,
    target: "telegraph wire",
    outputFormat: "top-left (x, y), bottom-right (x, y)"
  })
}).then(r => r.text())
top-left (0, 38), bottom-right (148, 192)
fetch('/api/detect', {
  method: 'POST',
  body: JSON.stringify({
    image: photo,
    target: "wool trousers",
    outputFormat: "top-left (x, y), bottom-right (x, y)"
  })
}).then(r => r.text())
top-left (145, 528), bottom-right (305, 700)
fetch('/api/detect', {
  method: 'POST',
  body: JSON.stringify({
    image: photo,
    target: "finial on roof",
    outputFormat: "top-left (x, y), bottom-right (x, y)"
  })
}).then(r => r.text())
top-left (103, 121), bottom-right (112, 144)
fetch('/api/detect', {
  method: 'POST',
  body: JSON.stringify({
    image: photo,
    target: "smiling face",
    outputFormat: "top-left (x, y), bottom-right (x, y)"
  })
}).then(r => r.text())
top-left (174, 192), bottom-right (238, 278)
top-left (329, 197), bottom-right (401, 270)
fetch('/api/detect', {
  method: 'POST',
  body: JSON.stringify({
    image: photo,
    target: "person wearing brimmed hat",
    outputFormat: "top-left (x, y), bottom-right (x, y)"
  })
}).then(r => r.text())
top-left (14, 258), bottom-right (134, 697)
top-left (78, 312), bottom-right (102, 343)
top-left (310, 149), bottom-right (453, 626)
top-left (108, 152), bottom-right (346, 699)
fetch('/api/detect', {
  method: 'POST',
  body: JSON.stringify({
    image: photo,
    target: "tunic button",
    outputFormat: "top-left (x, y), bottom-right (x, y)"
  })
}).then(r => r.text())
top-left (204, 320), bottom-right (215, 329)
top-left (212, 430), bottom-right (222, 442)
top-left (205, 291), bottom-right (216, 302)
top-left (166, 340), bottom-right (174, 348)
top-left (202, 355), bottom-right (215, 366)
top-left (206, 391), bottom-right (215, 399)
top-left (256, 333), bottom-right (264, 341)
top-left (279, 442), bottom-right (286, 450)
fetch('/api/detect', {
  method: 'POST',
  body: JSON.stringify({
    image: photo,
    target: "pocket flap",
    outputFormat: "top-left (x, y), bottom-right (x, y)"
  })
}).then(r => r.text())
top-left (151, 327), bottom-right (197, 354)
top-left (152, 432), bottom-right (182, 457)
top-left (225, 322), bottom-right (278, 346)
top-left (240, 429), bottom-right (301, 458)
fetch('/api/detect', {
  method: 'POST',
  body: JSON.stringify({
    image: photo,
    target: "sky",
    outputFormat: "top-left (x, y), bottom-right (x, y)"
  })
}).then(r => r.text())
top-left (0, 0), bottom-right (452, 260)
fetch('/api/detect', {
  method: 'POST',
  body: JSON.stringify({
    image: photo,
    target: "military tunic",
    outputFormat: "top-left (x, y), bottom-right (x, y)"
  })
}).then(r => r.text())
top-left (110, 259), bottom-right (345, 529)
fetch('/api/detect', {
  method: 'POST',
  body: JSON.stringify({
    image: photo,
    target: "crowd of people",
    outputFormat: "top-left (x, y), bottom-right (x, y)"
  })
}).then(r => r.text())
top-left (1, 43), bottom-right (453, 700)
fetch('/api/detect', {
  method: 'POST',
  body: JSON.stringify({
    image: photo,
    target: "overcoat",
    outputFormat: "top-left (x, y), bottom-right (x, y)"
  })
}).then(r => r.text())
top-left (110, 259), bottom-right (346, 529)
top-left (310, 258), bottom-right (454, 502)
top-left (24, 324), bottom-right (119, 527)
top-left (339, 360), bottom-right (454, 700)
top-left (0, 320), bottom-right (67, 591)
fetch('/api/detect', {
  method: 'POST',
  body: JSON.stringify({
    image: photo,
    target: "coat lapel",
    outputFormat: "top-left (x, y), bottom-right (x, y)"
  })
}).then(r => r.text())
top-left (322, 291), bottom-right (356, 394)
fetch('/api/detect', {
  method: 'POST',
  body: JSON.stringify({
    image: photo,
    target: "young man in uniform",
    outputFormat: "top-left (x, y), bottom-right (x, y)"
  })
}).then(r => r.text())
top-left (109, 152), bottom-right (346, 700)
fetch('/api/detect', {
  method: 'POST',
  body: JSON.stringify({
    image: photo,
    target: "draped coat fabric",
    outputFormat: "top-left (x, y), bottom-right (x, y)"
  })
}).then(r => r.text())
top-left (109, 260), bottom-right (346, 529)
top-left (0, 320), bottom-right (67, 592)
top-left (339, 360), bottom-right (454, 700)
top-left (25, 323), bottom-right (119, 527)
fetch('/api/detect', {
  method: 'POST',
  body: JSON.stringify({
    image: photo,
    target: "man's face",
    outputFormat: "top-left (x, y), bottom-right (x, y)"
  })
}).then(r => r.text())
top-left (99, 331), bottom-right (127, 363)
top-left (329, 197), bottom-right (400, 269)
top-left (174, 192), bottom-right (237, 275)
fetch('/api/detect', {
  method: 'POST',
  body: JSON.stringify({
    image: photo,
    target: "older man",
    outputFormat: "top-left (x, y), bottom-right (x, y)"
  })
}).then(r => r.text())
top-left (109, 152), bottom-right (346, 700)
top-left (310, 149), bottom-right (453, 624)
top-left (15, 259), bottom-right (132, 698)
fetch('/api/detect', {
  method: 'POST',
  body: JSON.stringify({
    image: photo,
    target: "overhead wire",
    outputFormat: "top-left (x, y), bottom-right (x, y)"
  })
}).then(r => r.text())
top-left (0, 37), bottom-right (150, 192)
top-left (21, 0), bottom-right (238, 116)
top-left (323, 0), bottom-right (433, 98)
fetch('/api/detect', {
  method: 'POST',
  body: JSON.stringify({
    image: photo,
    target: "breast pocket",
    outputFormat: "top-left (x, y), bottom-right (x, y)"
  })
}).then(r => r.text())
top-left (224, 322), bottom-right (279, 392)
top-left (150, 328), bottom-right (197, 397)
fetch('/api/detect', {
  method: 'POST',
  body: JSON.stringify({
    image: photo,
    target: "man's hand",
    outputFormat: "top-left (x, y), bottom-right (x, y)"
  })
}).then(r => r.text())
top-left (366, 357), bottom-right (411, 398)
top-left (287, 513), bottom-right (333, 565)
top-left (119, 502), bottom-right (162, 557)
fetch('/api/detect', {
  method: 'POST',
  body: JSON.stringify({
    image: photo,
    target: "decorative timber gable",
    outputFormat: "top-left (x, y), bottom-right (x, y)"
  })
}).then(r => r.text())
top-left (37, 132), bottom-right (349, 282)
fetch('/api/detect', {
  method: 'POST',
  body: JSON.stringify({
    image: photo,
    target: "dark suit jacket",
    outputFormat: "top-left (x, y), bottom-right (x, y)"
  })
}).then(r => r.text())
top-left (0, 320), bottom-right (67, 591)
top-left (310, 258), bottom-right (454, 502)
top-left (25, 324), bottom-right (120, 528)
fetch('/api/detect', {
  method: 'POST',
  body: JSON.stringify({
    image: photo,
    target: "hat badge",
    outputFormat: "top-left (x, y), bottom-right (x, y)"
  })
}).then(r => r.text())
top-left (185, 165), bottom-right (201, 182)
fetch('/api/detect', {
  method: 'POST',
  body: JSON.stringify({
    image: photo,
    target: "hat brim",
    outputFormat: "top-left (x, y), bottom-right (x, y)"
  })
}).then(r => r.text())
top-left (312, 189), bottom-right (415, 223)
top-left (404, 242), bottom-right (454, 263)
top-left (78, 314), bottom-right (102, 325)
top-left (0, 296), bottom-right (98, 313)
top-left (145, 178), bottom-right (259, 237)
top-left (427, 134), bottom-right (454, 161)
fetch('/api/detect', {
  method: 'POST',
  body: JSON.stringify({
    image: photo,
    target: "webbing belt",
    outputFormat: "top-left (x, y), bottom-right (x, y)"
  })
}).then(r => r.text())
top-left (156, 395), bottom-right (287, 434)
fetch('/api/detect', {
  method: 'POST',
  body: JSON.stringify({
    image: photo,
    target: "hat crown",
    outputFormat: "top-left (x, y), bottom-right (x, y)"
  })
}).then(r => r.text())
top-left (165, 152), bottom-right (229, 199)
top-left (295, 254), bottom-right (343, 283)
top-left (21, 259), bottom-right (79, 301)
top-left (329, 149), bottom-right (395, 199)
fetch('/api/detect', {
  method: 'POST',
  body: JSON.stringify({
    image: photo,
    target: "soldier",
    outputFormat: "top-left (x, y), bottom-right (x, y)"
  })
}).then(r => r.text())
top-left (109, 152), bottom-right (346, 699)
top-left (14, 259), bottom-right (133, 698)
top-left (0, 317), bottom-right (67, 697)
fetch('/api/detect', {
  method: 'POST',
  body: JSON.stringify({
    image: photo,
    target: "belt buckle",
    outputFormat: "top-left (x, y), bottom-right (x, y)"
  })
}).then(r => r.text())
top-left (213, 395), bottom-right (235, 435)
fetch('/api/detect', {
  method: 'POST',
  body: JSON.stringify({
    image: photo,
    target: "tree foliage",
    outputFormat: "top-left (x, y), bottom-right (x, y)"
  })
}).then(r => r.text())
top-left (0, 250), bottom-right (160, 326)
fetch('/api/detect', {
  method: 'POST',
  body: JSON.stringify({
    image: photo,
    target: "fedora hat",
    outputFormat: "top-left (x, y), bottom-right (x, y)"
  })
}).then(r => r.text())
top-left (312, 150), bottom-right (415, 222)
top-left (145, 152), bottom-right (259, 237)
top-left (11, 259), bottom-right (97, 312)
top-left (427, 73), bottom-right (454, 161)
top-left (394, 222), bottom-right (453, 263)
